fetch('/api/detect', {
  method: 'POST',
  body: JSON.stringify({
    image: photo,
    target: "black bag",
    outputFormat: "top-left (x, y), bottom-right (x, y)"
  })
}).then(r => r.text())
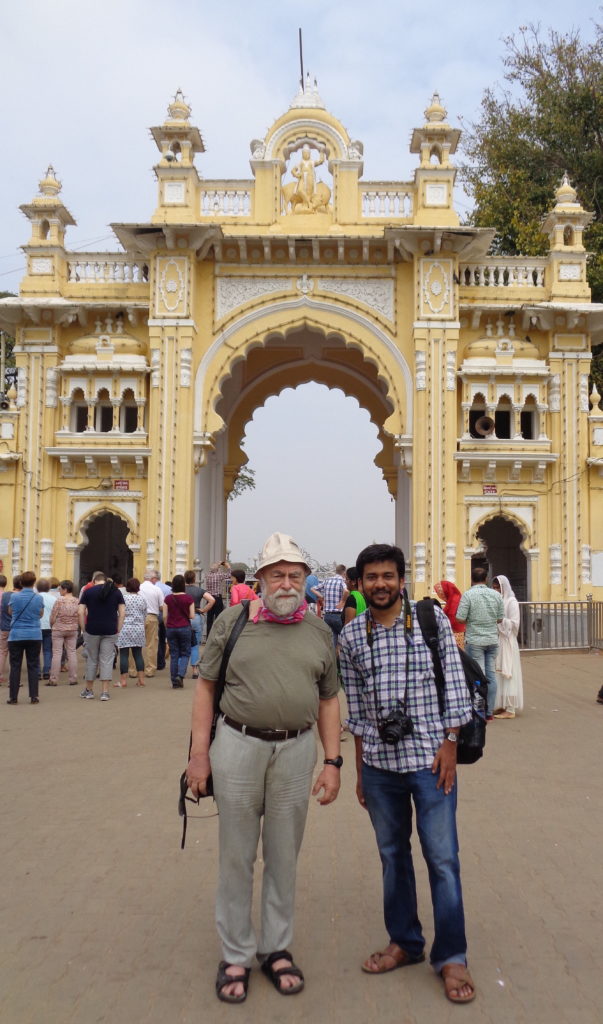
top-left (415, 598), bottom-right (488, 765)
top-left (179, 601), bottom-right (250, 848)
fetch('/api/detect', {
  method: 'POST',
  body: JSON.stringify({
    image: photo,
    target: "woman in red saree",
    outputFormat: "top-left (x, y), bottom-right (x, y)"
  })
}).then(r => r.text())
top-left (434, 581), bottom-right (466, 649)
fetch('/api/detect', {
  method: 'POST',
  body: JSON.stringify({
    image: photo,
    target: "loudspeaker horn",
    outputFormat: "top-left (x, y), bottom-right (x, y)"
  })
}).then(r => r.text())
top-left (474, 415), bottom-right (495, 437)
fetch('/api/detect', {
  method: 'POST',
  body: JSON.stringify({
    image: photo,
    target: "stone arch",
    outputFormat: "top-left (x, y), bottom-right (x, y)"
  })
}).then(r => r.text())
top-left (195, 297), bottom-right (412, 444)
top-left (472, 512), bottom-right (530, 600)
top-left (471, 508), bottom-right (533, 552)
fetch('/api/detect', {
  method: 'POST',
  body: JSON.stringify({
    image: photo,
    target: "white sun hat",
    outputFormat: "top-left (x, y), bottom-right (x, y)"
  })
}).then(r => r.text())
top-left (255, 532), bottom-right (311, 575)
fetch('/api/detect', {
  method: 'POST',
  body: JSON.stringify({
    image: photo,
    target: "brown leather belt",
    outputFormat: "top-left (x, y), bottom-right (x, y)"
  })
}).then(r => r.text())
top-left (221, 714), bottom-right (310, 742)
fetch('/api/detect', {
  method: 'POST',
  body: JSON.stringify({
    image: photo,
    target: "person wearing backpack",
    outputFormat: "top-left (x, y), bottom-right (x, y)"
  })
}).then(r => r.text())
top-left (339, 543), bottom-right (476, 1005)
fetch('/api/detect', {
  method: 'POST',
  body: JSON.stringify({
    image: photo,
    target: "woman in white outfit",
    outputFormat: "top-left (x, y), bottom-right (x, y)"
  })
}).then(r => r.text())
top-left (492, 575), bottom-right (523, 719)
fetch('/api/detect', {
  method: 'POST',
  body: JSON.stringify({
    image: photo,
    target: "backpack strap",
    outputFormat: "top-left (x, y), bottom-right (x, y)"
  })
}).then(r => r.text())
top-left (214, 600), bottom-right (250, 713)
top-left (415, 598), bottom-right (446, 717)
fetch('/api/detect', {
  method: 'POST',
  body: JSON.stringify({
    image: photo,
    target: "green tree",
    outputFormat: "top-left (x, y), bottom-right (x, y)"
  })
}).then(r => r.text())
top-left (461, 23), bottom-right (603, 389)
top-left (462, 22), bottom-right (603, 298)
top-left (227, 466), bottom-right (256, 501)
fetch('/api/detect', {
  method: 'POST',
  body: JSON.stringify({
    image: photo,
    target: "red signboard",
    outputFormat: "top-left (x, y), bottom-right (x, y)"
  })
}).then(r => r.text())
top-left (482, 485), bottom-right (498, 495)
top-left (114, 479), bottom-right (130, 491)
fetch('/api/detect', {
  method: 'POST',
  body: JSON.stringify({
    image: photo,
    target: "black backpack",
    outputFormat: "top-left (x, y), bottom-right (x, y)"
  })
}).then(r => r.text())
top-left (415, 598), bottom-right (488, 764)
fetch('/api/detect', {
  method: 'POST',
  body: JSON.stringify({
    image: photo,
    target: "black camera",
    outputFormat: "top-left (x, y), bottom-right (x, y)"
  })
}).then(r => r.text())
top-left (378, 707), bottom-right (414, 744)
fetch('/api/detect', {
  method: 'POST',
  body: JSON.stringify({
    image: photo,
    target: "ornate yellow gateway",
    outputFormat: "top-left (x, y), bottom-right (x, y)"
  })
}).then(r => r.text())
top-left (1, 81), bottom-right (603, 598)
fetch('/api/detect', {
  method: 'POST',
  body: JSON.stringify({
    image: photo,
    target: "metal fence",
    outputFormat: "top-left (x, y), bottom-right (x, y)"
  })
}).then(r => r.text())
top-left (518, 600), bottom-right (603, 651)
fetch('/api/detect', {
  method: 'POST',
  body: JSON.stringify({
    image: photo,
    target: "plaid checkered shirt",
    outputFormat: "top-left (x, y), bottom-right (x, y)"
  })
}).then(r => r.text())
top-left (313, 575), bottom-right (345, 613)
top-left (339, 603), bottom-right (472, 773)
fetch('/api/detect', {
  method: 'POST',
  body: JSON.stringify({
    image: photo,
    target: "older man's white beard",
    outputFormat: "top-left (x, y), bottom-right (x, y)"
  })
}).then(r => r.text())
top-left (261, 584), bottom-right (304, 618)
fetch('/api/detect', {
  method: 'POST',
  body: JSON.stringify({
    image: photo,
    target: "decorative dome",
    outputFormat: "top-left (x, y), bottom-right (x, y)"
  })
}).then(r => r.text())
top-left (289, 73), bottom-right (325, 110)
top-left (424, 92), bottom-right (446, 123)
top-left (555, 173), bottom-right (578, 206)
top-left (39, 165), bottom-right (61, 197)
top-left (166, 88), bottom-right (191, 123)
top-left (464, 319), bottom-right (539, 360)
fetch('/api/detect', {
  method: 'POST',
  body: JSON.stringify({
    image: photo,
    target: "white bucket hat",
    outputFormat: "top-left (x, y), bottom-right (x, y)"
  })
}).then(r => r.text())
top-left (255, 532), bottom-right (311, 576)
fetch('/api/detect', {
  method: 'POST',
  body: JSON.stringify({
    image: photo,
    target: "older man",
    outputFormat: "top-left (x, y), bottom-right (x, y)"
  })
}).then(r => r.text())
top-left (139, 570), bottom-right (164, 677)
top-left (186, 532), bottom-right (341, 1005)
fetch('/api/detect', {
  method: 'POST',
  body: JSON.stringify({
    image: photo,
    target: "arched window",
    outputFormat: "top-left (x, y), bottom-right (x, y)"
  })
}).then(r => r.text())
top-left (39, 219), bottom-right (50, 240)
top-left (563, 225), bottom-right (574, 246)
top-left (120, 388), bottom-right (138, 433)
top-left (96, 388), bottom-right (113, 432)
top-left (520, 394), bottom-right (538, 440)
top-left (429, 145), bottom-right (441, 165)
top-left (71, 388), bottom-right (88, 432)
top-left (494, 394), bottom-right (512, 439)
top-left (469, 392), bottom-right (487, 437)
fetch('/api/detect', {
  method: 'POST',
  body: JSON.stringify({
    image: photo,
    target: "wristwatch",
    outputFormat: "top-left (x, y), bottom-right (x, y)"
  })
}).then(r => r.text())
top-left (324, 756), bottom-right (344, 768)
top-left (444, 731), bottom-right (458, 743)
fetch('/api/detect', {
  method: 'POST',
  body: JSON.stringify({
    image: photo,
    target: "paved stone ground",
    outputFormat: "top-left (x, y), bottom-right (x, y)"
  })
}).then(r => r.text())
top-left (1, 650), bottom-right (602, 1024)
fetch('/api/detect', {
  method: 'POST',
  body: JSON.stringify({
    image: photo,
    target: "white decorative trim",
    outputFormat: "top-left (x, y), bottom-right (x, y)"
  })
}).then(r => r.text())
top-left (146, 539), bottom-right (156, 573)
top-left (45, 367), bottom-right (59, 407)
top-left (581, 544), bottom-right (591, 584)
top-left (30, 257), bottom-right (53, 275)
top-left (175, 540), bottom-right (188, 574)
top-left (320, 277), bottom-right (394, 321)
top-left (40, 538), bottom-right (53, 577)
top-left (425, 183), bottom-right (447, 206)
top-left (558, 263), bottom-right (581, 281)
top-left (164, 181), bottom-right (186, 204)
top-left (16, 367), bottom-right (27, 408)
top-left (548, 374), bottom-right (561, 412)
top-left (549, 544), bottom-right (562, 584)
top-left (446, 352), bottom-right (456, 391)
top-left (215, 277), bottom-right (287, 320)
top-left (445, 543), bottom-right (456, 581)
top-left (180, 349), bottom-right (192, 387)
top-left (296, 274), bottom-right (314, 295)
top-left (579, 374), bottom-right (590, 413)
top-left (413, 543), bottom-right (426, 582)
top-left (415, 351), bottom-right (426, 391)
top-left (150, 350), bottom-right (160, 388)
top-left (12, 537), bottom-right (21, 577)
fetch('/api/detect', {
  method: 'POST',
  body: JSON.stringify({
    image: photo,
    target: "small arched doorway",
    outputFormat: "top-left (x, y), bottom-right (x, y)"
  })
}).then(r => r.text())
top-left (472, 516), bottom-right (528, 600)
top-left (78, 512), bottom-right (133, 588)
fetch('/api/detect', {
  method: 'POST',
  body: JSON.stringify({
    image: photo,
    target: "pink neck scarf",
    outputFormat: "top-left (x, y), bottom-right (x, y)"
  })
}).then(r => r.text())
top-left (253, 600), bottom-right (308, 625)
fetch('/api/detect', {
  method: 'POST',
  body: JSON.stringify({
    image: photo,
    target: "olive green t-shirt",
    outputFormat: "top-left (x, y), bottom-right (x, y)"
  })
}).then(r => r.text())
top-left (199, 605), bottom-right (339, 730)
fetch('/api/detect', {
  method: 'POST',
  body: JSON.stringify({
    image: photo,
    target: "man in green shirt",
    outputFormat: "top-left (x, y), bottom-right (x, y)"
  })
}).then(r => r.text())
top-left (456, 567), bottom-right (504, 719)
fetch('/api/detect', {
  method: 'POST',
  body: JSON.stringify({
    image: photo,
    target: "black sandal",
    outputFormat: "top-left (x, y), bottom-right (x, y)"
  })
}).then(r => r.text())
top-left (215, 961), bottom-right (251, 1004)
top-left (260, 949), bottom-right (304, 995)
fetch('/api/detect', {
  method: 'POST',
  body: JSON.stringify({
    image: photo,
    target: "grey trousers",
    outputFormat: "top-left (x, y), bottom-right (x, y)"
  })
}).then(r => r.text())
top-left (84, 632), bottom-right (117, 682)
top-left (210, 716), bottom-right (317, 965)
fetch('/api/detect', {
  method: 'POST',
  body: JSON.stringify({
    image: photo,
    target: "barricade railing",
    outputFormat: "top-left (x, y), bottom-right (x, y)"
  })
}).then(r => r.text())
top-left (518, 599), bottom-right (603, 651)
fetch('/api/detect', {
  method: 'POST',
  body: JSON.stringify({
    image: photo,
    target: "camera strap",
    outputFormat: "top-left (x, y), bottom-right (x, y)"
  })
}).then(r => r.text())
top-left (365, 597), bottom-right (411, 722)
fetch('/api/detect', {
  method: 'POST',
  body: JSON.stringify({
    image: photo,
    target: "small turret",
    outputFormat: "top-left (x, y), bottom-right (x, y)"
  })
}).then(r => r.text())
top-left (409, 94), bottom-right (460, 227)
top-left (542, 175), bottom-right (593, 300)
top-left (150, 90), bottom-right (204, 222)
top-left (19, 167), bottom-right (76, 294)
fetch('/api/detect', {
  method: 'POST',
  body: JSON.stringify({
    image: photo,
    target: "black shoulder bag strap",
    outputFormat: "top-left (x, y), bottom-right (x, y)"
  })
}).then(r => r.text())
top-left (179, 600), bottom-right (250, 848)
top-left (9, 591), bottom-right (37, 628)
top-left (415, 598), bottom-right (446, 718)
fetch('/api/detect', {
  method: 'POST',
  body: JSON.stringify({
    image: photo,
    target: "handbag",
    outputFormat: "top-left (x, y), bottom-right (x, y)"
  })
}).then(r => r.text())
top-left (179, 600), bottom-right (250, 848)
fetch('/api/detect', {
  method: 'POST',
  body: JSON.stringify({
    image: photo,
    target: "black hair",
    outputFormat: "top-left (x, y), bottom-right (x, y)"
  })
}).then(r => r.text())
top-left (471, 566), bottom-right (488, 584)
top-left (231, 568), bottom-right (246, 584)
top-left (346, 566), bottom-right (359, 585)
top-left (356, 543), bottom-right (405, 580)
top-left (171, 574), bottom-right (186, 593)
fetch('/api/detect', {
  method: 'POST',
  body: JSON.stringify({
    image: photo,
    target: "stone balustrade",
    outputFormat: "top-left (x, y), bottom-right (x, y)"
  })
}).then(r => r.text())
top-left (200, 183), bottom-right (253, 217)
top-left (67, 255), bottom-right (149, 284)
top-left (460, 259), bottom-right (546, 288)
top-left (361, 185), bottom-right (414, 218)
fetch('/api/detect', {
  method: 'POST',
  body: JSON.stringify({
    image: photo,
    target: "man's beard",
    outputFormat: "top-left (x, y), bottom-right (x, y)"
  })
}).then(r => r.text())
top-left (261, 583), bottom-right (304, 618)
top-left (366, 590), bottom-right (400, 611)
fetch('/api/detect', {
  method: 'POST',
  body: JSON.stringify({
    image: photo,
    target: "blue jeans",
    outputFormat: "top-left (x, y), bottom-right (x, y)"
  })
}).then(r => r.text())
top-left (361, 762), bottom-right (467, 973)
top-left (324, 612), bottom-right (343, 648)
top-left (41, 629), bottom-right (52, 675)
top-left (166, 626), bottom-right (191, 682)
top-left (465, 642), bottom-right (498, 716)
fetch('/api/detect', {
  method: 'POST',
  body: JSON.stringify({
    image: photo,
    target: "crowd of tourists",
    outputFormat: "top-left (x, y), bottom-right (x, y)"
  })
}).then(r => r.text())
top-left (0, 562), bottom-right (256, 704)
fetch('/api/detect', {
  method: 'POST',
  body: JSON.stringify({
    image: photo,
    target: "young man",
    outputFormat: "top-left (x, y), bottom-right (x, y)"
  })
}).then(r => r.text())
top-left (339, 543), bottom-right (476, 1004)
top-left (456, 567), bottom-right (504, 720)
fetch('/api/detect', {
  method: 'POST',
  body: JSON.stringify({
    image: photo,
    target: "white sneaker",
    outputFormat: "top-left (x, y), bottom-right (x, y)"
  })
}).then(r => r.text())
top-left (100, 692), bottom-right (110, 701)
top-left (80, 688), bottom-right (94, 699)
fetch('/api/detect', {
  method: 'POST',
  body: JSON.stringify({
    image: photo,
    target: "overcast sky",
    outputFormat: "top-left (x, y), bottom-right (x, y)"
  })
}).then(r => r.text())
top-left (1, 1), bottom-right (598, 565)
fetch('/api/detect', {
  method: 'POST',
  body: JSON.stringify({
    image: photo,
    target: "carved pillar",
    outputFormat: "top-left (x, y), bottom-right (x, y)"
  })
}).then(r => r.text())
top-left (111, 399), bottom-right (120, 431)
top-left (86, 400), bottom-right (96, 431)
top-left (512, 404), bottom-right (522, 439)
top-left (135, 398), bottom-right (146, 432)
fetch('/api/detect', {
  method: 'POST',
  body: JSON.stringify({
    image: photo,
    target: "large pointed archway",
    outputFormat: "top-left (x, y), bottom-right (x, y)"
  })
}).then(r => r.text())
top-left (77, 511), bottom-right (134, 588)
top-left (194, 316), bottom-right (411, 569)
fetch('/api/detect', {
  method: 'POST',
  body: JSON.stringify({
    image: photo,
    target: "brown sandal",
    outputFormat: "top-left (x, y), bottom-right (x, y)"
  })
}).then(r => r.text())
top-left (361, 942), bottom-right (425, 973)
top-left (441, 963), bottom-right (476, 1003)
